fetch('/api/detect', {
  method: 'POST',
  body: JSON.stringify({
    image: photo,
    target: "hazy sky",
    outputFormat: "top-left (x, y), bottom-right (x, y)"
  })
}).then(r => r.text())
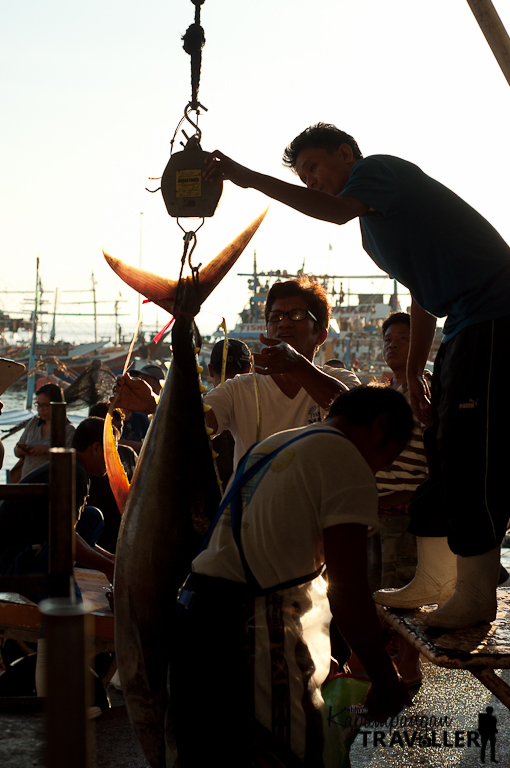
top-left (2, 0), bottom-right (510, 342)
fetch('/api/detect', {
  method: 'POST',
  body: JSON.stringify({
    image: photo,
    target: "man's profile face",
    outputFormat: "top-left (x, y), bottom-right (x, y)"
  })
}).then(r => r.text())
top-left (90, 441), bottom-right (107, 477)
top-left (383, 322), bottom-right (410, 372)
top-left (266, 296), bottom-right (325, 360)
top-left (295, 145), bottom-right (353, 195)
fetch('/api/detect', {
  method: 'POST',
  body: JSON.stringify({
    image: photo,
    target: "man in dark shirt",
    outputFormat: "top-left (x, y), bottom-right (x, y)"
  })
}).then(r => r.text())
top-left (0, 416), bottom-right (115, 592)
top-left (203, 124), bottom-right (510, 629)
top-left (0, 416), bottom-right (115, 703)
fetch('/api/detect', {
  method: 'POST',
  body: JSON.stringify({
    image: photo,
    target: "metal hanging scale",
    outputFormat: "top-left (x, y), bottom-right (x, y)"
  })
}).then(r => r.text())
top-left (160, 0), bottom-right (223, 219)
top-left (161, 135), bottom-right (222, 218)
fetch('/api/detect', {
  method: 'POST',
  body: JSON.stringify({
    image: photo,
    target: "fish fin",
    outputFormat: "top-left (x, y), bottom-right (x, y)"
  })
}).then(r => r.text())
top-left (104, 411), bottom-right (130, 514)
top-left (102, 207), bottom-right (268, 313)
top-left (103, 251), bottom-right (179, 314)
top-left (197, 208), bottom-right (269, 305)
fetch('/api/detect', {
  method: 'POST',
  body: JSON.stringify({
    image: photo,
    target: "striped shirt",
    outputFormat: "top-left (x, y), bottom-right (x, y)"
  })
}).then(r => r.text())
top-left (376, 374), bottom-right (431, 499)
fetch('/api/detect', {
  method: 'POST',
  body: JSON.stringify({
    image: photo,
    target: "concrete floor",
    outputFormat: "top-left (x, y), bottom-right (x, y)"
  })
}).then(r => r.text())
top-left (0, 687), bottom-right (148, 768)
top-left (1, 663), bottom-right (508, 767)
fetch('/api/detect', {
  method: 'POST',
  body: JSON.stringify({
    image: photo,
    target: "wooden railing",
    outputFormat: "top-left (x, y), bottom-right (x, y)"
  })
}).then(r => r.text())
top-left (0, 401), bottom-right (92, 768)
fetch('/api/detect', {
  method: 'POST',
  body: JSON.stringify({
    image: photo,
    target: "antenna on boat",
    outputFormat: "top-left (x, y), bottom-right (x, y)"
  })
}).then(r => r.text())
top-left (25, 256), bottom-right (40, 409)
top-left (91, 271), bottom-right (98, 343)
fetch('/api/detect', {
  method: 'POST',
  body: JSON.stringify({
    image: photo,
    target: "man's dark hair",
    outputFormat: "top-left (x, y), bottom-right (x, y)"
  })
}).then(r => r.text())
top-left (328, 384), bottom-right (413, 445)
top-left (264, 277), bottom-right (331, 331)
top-left (381, 311), bottom-right (410, 338)
top-left (283, 123), bottom-right (363, 171)
top-left (88, 402), bottom-right (124, 422)
top-left (37, 383), bottom-right (65, 403)
top-left (72, 417), bottom-right (105, 452)
top-left (325, 358), bottom-right (345, 369)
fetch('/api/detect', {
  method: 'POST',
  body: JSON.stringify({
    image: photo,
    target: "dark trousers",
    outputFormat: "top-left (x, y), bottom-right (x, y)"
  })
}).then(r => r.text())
top-left (409, 315), bottom-right (510, 555)
top-left (171, 573), bottom-right (255, 768)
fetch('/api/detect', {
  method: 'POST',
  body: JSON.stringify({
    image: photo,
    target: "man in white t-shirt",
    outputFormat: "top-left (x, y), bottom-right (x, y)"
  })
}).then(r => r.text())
top-left (205, 277), bottom-right (360, 467)
top-left (172, 385), bottom-right (413, 768)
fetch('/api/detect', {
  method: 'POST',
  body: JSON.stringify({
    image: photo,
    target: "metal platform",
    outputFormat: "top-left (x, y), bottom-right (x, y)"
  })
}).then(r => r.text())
top-left (377, 587), bottom-right (510, 708)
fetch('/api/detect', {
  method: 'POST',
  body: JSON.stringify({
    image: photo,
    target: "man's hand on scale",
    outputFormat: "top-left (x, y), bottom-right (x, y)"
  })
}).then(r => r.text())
top-left (203, 151), bottom-right (254, 188)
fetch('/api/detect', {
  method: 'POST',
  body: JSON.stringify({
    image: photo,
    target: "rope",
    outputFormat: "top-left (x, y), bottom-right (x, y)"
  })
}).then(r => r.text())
top-left (182, 0), bottom-right (206, 111)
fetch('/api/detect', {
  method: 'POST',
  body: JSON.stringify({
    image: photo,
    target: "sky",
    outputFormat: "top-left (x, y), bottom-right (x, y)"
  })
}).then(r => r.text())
top-left (1, 0), bottom-right (510, 343)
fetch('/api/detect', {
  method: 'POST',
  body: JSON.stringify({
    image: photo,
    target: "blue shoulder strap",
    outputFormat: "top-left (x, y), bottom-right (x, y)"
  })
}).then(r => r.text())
top-left (200, 427), bottom-right (345, 590)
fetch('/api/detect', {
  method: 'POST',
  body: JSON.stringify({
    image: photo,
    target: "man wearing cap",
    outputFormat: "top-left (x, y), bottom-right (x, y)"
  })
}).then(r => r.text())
top-left (204, 277), bottom-right (360, 469)
top-left (119, 364), bottom-right (166, 453)
top-left (131, 364), bottom-right (166, 396)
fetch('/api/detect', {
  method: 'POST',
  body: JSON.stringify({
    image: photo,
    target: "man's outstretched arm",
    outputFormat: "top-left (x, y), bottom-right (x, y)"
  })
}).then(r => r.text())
top-left (253, 335), bottom-right (352, 408)
top-left (324, 523), bottom-right (409, 720)
top-left (203, 151), bottom-right (368, 225)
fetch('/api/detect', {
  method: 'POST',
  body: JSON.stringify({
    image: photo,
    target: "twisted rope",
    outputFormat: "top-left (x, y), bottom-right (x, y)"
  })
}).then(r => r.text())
top-left (182, 0), bottom-right (206, 111)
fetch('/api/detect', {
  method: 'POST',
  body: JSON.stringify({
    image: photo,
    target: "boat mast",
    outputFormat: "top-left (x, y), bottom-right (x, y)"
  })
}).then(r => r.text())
top-left (252, 251), bottom-right (259, 322)
top-left (91, 271), bottom-right (98, 343)
top-left (49, 288), bottom-right (58, 343)
top-left (114, 299), bottom-right (120, 345)
top-left (26, 256), bottom-right (40, 409)
top-left (138, 212), bottom-right (143, 328)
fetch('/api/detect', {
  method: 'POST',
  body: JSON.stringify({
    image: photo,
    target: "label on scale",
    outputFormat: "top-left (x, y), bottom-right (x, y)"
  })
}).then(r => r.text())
top-left (176, 169), bottom-right (202, 198)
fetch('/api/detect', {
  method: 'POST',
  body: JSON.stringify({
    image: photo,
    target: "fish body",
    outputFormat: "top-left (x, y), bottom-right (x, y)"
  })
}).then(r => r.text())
top-left (104, 211), bottom-right (267, 767)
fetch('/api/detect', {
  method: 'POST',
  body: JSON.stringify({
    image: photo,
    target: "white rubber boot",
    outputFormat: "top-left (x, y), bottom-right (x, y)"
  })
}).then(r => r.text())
top-left (373, 536), bottom-right (457, 608)
top-left (425, 547), bottom-right (500, 629)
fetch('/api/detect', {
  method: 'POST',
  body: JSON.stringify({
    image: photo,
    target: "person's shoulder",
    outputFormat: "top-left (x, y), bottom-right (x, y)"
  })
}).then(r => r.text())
top-left (131, 411), bottom-right (150, 425)
top-left (206, 372), bottom-right (258, 398)
top-left (22, 416), bottom-right (39, 431)
top-left (20, 461), bottom-right (50, 484)
top-left (74, 458), bottom-right (91, 485)
top-left (295, 424), bottom-right (373, 476)
top-left (321, 365), bottom-right (361, 389)
top-left (65, 420), bottom-right (76, 442)
top-left (353, 154), bottom-right (421, 175)
top-left (291, 423), bottom-right (348, 451)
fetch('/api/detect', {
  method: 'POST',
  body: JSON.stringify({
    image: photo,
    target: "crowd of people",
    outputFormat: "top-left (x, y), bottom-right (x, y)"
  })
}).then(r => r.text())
top-left (1, 120), bottom-right (510, 766)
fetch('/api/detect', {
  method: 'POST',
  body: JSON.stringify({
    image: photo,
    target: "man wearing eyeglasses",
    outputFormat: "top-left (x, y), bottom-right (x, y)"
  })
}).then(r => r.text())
top-left (204, 277), bottom-right (360, 469)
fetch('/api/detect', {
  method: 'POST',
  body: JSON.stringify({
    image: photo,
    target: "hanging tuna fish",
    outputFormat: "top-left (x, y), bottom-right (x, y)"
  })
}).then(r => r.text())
top-left (102, 1), bottom-right (268, 765)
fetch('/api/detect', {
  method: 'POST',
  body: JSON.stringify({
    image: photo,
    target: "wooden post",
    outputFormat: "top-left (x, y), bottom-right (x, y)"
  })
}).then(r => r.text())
top-left (50, 401), bottom-right (68, 450)
top-left (39, 598), bottom-right (93, 768)
top-left (466, 0), bottom-right (510, 87)
top-left (48, 448), bottom-right (75, 599)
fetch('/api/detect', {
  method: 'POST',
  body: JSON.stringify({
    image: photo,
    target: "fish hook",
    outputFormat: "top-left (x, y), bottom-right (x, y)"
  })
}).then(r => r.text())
top-left (183, 103), bottom-right (208, 145)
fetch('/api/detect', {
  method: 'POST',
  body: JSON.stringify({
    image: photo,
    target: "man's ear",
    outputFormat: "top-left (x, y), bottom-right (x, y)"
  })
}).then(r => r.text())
top-left (207, 364), bottom-right (214, 378)
top-left (339, 143), bottom-right (355, 163)
top-left (317, 327), bottom-right (328, 347)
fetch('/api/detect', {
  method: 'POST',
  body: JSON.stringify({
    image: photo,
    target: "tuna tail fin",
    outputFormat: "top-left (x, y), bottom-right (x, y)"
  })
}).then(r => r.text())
top-left (103, 207), bottom-right (268, 314)
top-left (196, 207), bottom-right (268, 305)
top-left (102, 254), bottom-right (178, 315)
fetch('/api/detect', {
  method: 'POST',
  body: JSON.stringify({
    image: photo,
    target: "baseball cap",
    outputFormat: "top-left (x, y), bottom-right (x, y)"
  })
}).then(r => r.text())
top-left (131, 364), bottom-right (166, 382)
top-left (210, 339), bottom-right (251, 372)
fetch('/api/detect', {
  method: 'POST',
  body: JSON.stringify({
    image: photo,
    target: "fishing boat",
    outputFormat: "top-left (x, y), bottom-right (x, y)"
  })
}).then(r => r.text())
top-left (210, 252), bottom-right (440, 381)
